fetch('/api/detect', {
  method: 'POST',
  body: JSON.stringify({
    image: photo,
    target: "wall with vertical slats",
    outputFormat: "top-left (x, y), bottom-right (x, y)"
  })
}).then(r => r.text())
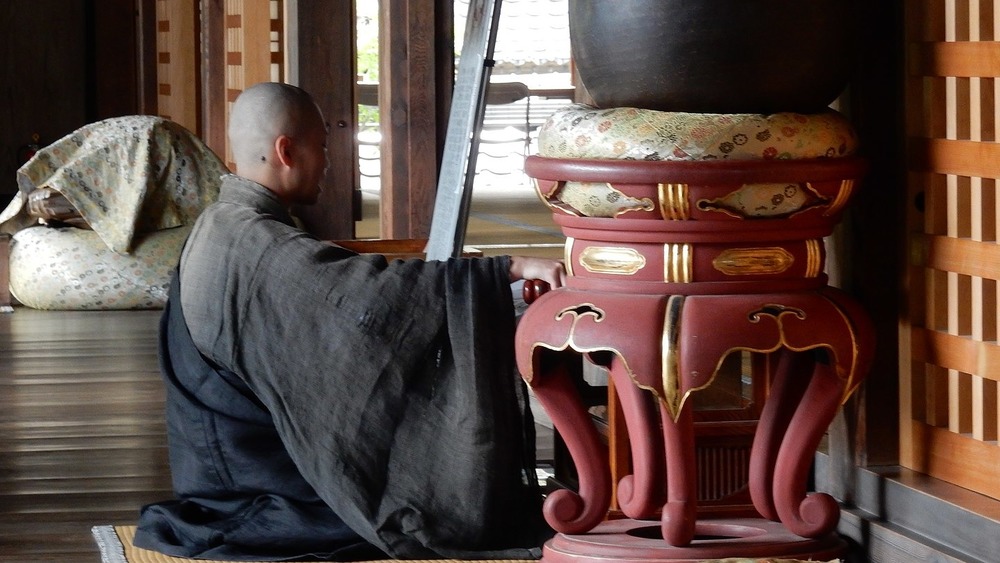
top-left (155, 0), bottom-right (199, 132)
top-left (153, 0), bottom-right (283, 165)
top-left (221, 0), bottom-right (284, 167)
top-left (902, 0), bottom-right (1000, 499)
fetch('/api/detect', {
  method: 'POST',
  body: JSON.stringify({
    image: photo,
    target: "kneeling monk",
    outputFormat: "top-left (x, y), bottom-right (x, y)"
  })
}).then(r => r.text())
top-left (134, 82), bottom-right (564, 561)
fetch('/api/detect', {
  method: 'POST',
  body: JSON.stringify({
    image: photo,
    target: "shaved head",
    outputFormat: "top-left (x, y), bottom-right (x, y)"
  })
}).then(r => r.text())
top-left (228, 82), bottom-right (324, 173)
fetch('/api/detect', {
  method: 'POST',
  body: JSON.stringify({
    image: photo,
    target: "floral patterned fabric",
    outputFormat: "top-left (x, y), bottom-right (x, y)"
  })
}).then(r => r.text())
top-left (533, 104), bottom-right (859, 219)
top-left (550, 181), bottom-right (656, 218)
top-left (537, 104), bottom-right (858, 161)
top-left (0, 116), bottom-right (224, 310)
top-left (0, 115), bottom-right (226, 254)
top-left (8, 225), bottom-right (191, 310)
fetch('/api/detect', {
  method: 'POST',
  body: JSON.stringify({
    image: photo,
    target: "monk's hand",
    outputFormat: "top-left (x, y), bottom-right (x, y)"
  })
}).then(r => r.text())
top-left (509, 256), bottom-right (566, 289)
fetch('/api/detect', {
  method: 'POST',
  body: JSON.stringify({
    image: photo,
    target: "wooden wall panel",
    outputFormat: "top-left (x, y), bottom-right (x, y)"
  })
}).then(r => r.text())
top-left (155, 0), bottom-right (199, 132)
top-left (143, 0), bottom-right (447, 239)
top-left (902, 0), bottom-right (1000, 499)
top-left (147, 0), bottom-right (283, 166)
top-left (0, 1), bottom-right (143, 198)
top-left (221, 0), bottom-right (284, 167)
top-left (0, 1), bottom-right (87, 196)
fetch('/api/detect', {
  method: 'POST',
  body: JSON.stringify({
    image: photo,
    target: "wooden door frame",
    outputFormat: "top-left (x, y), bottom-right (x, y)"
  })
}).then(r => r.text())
top-left (288, 0), bottom-right (359, 239)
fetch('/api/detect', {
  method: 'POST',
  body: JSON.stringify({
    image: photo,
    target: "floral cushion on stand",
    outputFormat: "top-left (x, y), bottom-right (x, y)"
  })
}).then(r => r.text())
top-left (534, 104), bottom-right (859, 219)
top-left (538, 104), bottom-right (858, 161)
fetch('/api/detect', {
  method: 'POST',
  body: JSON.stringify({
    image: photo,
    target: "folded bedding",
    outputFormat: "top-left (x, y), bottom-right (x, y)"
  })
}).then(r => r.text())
top-left (0, 115), bottom-right (225, 309)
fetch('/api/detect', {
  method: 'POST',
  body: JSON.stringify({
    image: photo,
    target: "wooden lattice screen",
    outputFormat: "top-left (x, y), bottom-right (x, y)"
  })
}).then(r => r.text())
top-left (155, 0), bottom-right (198, 132)
top-left (902, 0), bottom-right (1000, 499)
top-left (224, 0), bottom-right (284, 107)
top-left (222, 0), bottom-right (284, 166)
top-left (155, 0), bottom-right (283, 164)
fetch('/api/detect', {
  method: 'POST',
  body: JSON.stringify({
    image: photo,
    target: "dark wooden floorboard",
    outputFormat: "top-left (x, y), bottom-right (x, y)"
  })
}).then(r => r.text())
top-left (0, 305), bottom-right (555, 562)
top-left (0, 308), bottom-right (167, 562)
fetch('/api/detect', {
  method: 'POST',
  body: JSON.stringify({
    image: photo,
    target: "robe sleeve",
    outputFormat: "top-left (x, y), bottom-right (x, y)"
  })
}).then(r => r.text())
top-left (220, 245), bottom-right (551, 558)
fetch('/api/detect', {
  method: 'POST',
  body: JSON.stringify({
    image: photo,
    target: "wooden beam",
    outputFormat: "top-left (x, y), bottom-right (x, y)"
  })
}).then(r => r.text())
top-left (909, 136), bottom-right (1000, 179)
top-left (911, 41), bottom-right (1000, 78)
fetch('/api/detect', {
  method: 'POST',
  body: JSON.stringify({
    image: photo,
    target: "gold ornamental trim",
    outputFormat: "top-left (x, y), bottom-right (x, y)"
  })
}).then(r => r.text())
top-left (805, 239), bottom-right (823, 277)
top-left (534, 177), bottom-right (559, 199)
top-left (523, 302), bottom-right (610, 385)
top-left (605, 183), bottom-right (656, 217)
top-left (564, 237), bottom-right (576, 277)
top-left (658, 183), bottom-right (691, 220)
top-left (712, 247), bottom-right (795, 276)
top-left (663, 243), bottom-right (692, 283)
top-left (661, 295), bottom-right (685, 420)
top-left (824, 179), bottom-right (855, 216)
top-left (578, 246), bottom-right (646, 275)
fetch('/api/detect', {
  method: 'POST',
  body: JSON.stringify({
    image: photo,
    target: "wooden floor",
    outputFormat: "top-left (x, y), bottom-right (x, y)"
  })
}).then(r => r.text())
top-left (0, 308), bottom-right (170, 562)
top-left (0, 303), bottom-right (557, 562)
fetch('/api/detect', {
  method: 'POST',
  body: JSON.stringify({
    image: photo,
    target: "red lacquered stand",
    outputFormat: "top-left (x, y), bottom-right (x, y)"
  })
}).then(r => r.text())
top-left (517, 156), bottom-right (875, 562)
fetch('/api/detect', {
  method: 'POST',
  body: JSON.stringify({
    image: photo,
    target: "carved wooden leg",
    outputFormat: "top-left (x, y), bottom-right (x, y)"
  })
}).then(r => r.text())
top-left (749, 349), bottom-right (815, 521)
top-left (659, 400), bottom-right (697, 547)
top-left (606, 356), bottom-right (664, 520)
top-left (529, 355), bottom-right (611, 534)
top-left (772, 357), bottom-right (845, 538)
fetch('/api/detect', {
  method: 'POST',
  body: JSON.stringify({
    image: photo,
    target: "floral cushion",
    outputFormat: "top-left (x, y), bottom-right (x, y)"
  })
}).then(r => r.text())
top-left (537, 104), bottom-right (858, 161)
top-left (8, 225), bottom-right (190, 310)
top-left (534, 104), bottom-right (859, 219)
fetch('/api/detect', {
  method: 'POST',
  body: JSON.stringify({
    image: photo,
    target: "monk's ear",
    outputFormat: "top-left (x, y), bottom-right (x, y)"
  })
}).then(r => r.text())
top-left (274, 135), bottom-right (294, 167)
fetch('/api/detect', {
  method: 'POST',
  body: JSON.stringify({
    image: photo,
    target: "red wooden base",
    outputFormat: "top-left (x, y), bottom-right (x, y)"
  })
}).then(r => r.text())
top-left (518, 154), bottom-right (872, 560)
top-left (542, 518), bottom-right (846, 563)
top-left (517, 287), bottom-right (874, 543)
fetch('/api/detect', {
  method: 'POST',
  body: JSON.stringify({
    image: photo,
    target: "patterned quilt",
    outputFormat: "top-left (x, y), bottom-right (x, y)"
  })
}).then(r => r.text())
top-left (0, 115), bottom-right (226, 309)
top-left (0, 115), bottom-right (226, 254)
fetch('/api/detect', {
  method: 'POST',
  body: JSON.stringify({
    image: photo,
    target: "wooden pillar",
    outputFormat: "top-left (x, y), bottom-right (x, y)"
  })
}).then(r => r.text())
top-left (841, 0), bottom-right (904, 468)
top-left (378, 0), bottom-right (449, 240)
top-left (136, 0), bottom-right (158, 116)
top-left (291, 0), bottom-right (358, 240)
top-left (199, 0), bottom-right (226, 157)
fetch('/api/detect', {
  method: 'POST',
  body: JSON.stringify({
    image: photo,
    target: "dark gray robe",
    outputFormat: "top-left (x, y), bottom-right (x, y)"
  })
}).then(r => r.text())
top-left (135, 176), bottom-right (549, 560)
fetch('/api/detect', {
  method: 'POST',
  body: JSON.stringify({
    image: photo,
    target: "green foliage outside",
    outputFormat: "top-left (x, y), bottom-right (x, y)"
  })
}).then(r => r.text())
top-left (357, 34), bottom-right (379, 130)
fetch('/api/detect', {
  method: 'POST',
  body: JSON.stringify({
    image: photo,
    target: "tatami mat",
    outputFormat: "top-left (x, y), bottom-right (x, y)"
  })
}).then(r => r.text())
top-left (93, 525), bottom-right (840, 563)
top-left (92, 525), bottom-right (531, 563)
